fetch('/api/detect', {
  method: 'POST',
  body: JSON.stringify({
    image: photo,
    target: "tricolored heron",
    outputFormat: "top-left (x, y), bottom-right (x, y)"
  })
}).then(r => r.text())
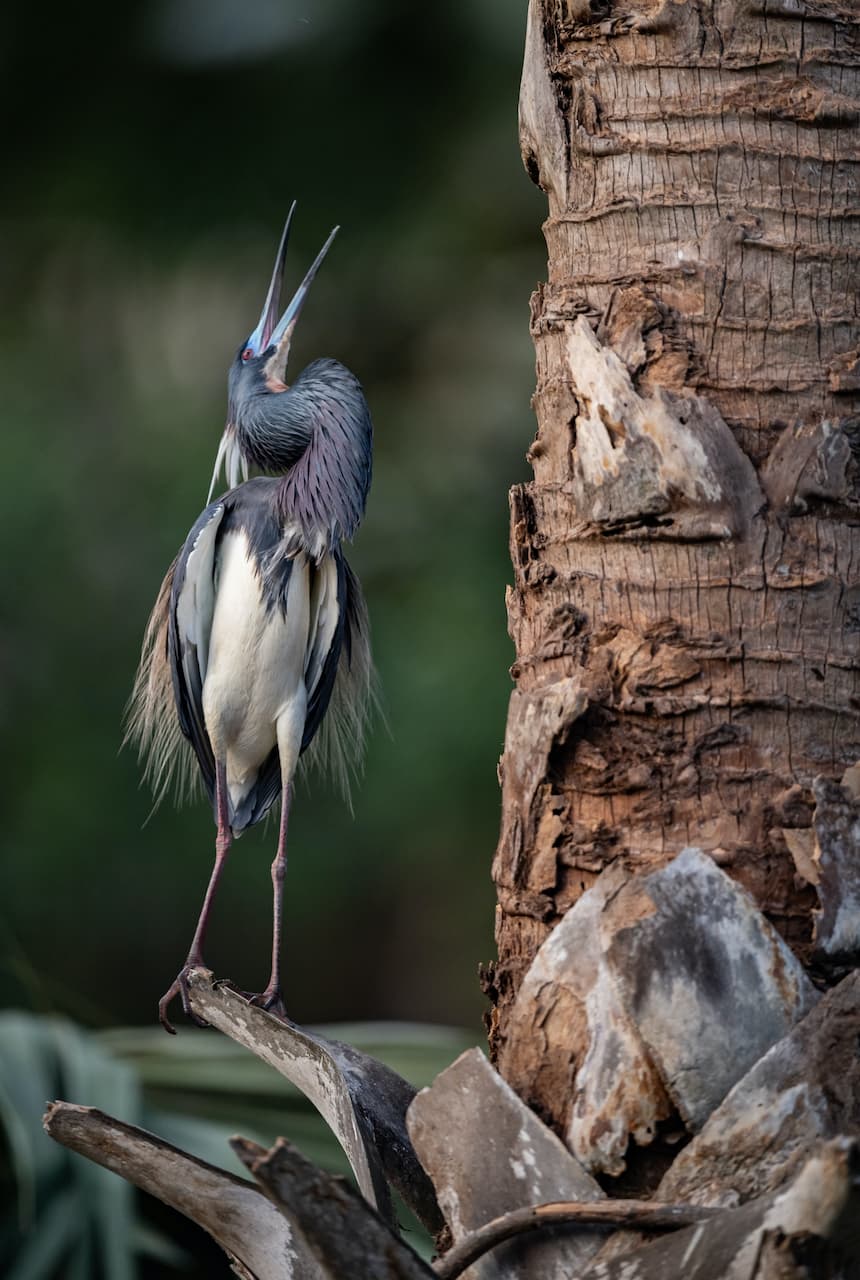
top-left (127, 208), bottom-right (374, 1033)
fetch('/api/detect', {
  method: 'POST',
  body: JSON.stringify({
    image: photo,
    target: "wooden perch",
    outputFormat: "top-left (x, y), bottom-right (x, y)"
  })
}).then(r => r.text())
top-left (45, 1102), bottom-right (436, 1279)
top-left (184, 966), bottom-right (443, 1235)
top-left (232, 1135), bottom-right (435, 1279)
top-left (43, 1102), bottom-right (324, 1280)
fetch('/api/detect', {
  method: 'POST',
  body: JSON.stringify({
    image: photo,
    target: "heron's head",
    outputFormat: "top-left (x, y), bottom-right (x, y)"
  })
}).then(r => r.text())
top-left (208, 206), bottom-right (338, 500)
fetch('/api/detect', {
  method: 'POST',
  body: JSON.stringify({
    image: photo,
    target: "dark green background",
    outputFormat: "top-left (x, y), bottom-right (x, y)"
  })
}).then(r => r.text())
top-left (1, 0), bottom-right (544, 1038)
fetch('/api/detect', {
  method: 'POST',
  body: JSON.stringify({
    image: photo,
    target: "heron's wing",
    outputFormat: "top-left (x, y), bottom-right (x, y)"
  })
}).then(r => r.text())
top-left (299, 554), bottom-right (375, 805)
top-left (301, 552), bottom-right (347, 753)
top-left (168, 500), bottom-right (227, 807)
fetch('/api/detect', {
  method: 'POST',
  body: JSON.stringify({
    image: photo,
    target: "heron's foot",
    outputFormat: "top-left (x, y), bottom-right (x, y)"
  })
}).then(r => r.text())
top-left (158, 964), bottom-right (210, 1035)
top-left (249, 986), bottom-right (288, 1021)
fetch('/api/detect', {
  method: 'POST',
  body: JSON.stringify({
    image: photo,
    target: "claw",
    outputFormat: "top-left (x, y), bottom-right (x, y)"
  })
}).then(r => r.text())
top-left (249, 987), bottom-right (288, 1021)
top-left (158, 965), bottom-right (211, 1034)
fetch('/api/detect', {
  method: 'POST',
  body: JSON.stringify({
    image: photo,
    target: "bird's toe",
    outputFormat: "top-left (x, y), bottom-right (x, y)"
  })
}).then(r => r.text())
top-left (250, 988), bottom-right (289, 1020)
top-left (158, 966), bottom-right (211, 1034)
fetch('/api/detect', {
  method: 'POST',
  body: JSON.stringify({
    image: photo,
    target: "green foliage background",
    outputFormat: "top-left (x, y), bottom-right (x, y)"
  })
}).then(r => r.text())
top-left (1, 1), bottom-right (544, 1272)
top-left (2, 0), bottom-right (544, 1032)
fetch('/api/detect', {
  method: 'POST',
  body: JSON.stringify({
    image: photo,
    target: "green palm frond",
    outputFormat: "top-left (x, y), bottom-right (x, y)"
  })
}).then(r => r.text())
top-left (0, 1015), bottom-right (140, 1280)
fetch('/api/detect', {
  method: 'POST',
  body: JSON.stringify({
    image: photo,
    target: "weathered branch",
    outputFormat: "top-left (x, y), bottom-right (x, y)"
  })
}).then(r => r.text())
top-left (185, 966), bottom-right (443, 1235)
top-left (43, 1102), bottom-right (323, 1280)
top-left (44, 1100), bottom-right (439, 1279)
top-left (232, 1135), bottom-right (435, 1279)
top-left (431, 1200), bottom-right (719, 1280)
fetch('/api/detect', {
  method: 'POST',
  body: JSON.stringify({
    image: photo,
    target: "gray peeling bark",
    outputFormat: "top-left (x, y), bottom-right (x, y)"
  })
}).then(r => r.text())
top-left (488, 0), bottom-right (860, 1146)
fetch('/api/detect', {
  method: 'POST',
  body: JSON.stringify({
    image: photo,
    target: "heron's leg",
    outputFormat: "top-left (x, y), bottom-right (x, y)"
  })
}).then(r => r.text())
top-left (252, 781), bottom-right (292, 1019)
top-left (158, 762), bottom-right (233, 1034)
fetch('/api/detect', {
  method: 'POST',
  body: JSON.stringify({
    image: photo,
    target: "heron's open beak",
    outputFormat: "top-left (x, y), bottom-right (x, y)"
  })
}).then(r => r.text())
top-left (245, 208), bottom-right (339, 372)
top-left (245, 202), bottom-right (296, 357)
top-left (207, 210), bottom-right (339, 502)
top-left (258, 219), bottom-right (339, 381)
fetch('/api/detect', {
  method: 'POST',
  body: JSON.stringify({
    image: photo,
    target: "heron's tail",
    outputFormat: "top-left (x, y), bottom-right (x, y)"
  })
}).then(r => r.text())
top-left (301, 560), bottom-right (378, 809)
top-left (124, 558), bottom-right (197, 808)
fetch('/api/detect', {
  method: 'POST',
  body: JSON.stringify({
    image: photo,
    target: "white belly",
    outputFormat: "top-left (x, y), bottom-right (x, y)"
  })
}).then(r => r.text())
top-left (202, 530), bottom-right (310, 810)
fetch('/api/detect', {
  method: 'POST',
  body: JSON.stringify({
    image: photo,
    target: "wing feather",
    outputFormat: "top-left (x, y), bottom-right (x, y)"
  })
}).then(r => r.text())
top-left (301, 553), bottom-right (347, 753)
top-left (124, 556), bottom-right (197, 808)
top-left (299, 555), bottom-right (376, 806)
top-left (168, 502), bottom-right (227, 810)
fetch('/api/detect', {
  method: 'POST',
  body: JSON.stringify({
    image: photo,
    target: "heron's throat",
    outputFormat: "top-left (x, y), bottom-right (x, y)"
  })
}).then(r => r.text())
top-left (234, 388), bottom-right (314, 476)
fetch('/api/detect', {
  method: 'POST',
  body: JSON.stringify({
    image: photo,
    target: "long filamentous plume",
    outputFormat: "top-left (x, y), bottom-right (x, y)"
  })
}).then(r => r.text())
top-left (124, 558), bottom-right (198, 809)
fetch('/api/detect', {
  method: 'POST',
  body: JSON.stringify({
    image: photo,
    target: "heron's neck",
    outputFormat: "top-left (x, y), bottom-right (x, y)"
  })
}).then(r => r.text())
top-left (238, 385), bottom-right (312, 474)
top-left (276, 360), bottom-right (372, 553)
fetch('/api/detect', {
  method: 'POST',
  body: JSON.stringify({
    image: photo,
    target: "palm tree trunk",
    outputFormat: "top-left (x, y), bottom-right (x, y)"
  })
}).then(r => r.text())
top-left (489, 0), bottom-right (860, 1180)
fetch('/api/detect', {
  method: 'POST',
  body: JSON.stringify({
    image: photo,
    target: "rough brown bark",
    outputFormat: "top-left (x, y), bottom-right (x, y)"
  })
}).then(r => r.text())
top-left (489, 0), bottom-right (860, 1173)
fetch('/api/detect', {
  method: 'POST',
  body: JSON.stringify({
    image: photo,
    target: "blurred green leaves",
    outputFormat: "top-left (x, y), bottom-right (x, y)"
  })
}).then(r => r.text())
top-left (1, 0), bottom-right (542, 1090)
top-left (0, 1011), bottom-right (474, 1278)
top-left (1, 1015), bottom-right (139, 1280)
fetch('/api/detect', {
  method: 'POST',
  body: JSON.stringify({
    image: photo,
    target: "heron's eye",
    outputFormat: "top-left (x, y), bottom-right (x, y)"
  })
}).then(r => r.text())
top-left (241, 347), bottom-right (253, 362)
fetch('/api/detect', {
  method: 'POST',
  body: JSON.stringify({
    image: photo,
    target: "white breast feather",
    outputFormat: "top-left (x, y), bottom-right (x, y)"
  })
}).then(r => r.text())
top-left (203, 530), bottom-right (312, 810)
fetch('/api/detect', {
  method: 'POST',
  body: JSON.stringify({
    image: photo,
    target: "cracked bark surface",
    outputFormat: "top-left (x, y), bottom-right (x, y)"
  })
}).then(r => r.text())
top-left (489, 0), bottom-right (860, 1165)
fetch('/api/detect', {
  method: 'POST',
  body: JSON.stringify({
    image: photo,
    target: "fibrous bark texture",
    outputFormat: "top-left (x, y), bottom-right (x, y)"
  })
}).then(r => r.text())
top-left (490, 0), bottom-right (860, 1164)
top-left (497, 849), bottom-right (819, 1178)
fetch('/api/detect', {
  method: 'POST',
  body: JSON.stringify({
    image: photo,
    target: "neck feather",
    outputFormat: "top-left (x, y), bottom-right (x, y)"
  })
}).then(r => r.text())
top-left (276, 359), bottom-right (372, 552)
